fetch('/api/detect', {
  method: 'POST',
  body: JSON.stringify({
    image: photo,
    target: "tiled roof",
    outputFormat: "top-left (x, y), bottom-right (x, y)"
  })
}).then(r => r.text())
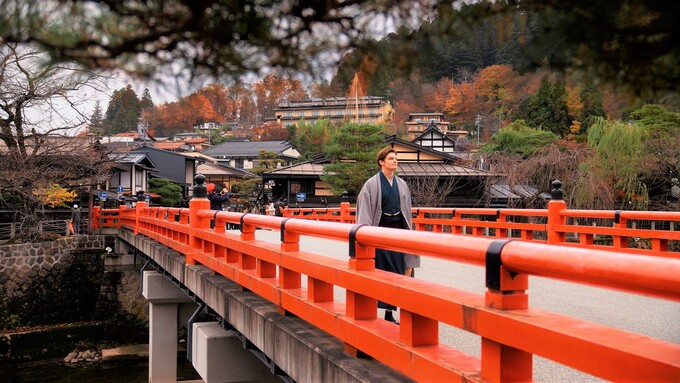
top-left (152, 141), bottom-right (189, 150)
top-left (184, 138), bottom-right (209, 143)
top-left (265, 162), bottom-right (326, 176)
top-left (489, 184), bottom-right (550, 199)
top-left (396, 162), bottom-right (493, 177)
top-left (197, 162), bottom-right (256, 178)
top-left (202, 140), bottom-right (298, 158)
top-left (108, 153), bottom-right (155, 168)
top-left (265, 161), bottom-right (492, 178)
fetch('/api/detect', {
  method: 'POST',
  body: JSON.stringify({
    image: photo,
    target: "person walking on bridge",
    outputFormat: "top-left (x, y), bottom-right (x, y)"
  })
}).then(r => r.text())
top-left (71, 204), bottom-right (82, 235)
top-left (356, 146), bottom-right (419, 324)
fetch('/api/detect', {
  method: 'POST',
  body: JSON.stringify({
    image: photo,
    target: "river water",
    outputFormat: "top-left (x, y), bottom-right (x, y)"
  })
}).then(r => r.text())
top-left (3, 356), bottom-right (200, 382)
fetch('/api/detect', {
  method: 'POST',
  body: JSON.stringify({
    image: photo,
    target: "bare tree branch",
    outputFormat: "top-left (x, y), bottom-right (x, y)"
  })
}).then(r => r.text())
top-left (0, 42), bottom-right (114, 241)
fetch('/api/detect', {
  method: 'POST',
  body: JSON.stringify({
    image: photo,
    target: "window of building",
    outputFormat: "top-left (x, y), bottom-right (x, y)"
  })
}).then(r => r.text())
top-left (234, 159), bottom-right (244, 168)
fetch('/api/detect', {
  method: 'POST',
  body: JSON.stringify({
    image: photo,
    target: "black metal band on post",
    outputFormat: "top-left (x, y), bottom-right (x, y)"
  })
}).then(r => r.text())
top-left (451, 208), bottom-right (456, 217)
top-left (496, 209), bottom-right (501, 219)
top-left (280, 217), bottom-right (292, 242)
top-left (239, 213), bottom-right (249, 233)
top-left (213, 211), bottom-right (219, 225)
top-left (614, 210), bottom-right (622, 224)
top-left (348, 224), bottom-right (366, 258)
top-left (485, 239), bottom-right (514, 290)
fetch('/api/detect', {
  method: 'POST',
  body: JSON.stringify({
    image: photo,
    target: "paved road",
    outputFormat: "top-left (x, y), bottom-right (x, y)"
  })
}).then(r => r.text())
top-left (240, 229), bottom-right (680, 382)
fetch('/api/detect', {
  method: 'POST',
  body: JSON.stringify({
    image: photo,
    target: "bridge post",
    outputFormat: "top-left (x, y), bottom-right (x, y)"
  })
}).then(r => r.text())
top-left (612, 213), bottom-right (629, 250)
top-left (547, 180), bottom-right (566, 244)
top-left (482, 240), bottom-right (531, 382)
top-left (344, 226), bottom-right (377, 356)
top-left (340, 191), bottom-right (351, 223)
top-left (188, 174), bottom-right (210, 265)
top-left (92, 206), bottom-right (100, 229)
top-left (142, 270), bottom-right (196, 383)
top-left (134, 190), bottom-right (147, 236)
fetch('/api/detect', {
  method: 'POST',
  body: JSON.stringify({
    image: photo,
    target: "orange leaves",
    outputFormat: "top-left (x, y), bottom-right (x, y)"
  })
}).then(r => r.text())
top-left (187, 93), bottom-right (219, 123)
top-left (475, 65), bottom-right (517, 103)
top-left (443, 65), bottom-right (530, 127)
top-left (445, 82), bottom-right (477, 120)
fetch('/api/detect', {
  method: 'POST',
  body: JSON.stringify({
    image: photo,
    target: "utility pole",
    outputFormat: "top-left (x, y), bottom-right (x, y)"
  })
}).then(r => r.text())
top-left (475, 115), bottom-right (482, 145)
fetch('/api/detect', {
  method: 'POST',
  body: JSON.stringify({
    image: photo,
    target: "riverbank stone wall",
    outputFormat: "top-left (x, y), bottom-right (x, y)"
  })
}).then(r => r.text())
top-left (0, 235), bottom-right (117, 328)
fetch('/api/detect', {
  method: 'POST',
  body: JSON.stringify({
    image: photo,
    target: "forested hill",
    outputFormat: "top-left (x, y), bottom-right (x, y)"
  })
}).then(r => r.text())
top-left (329, 1), bottom-right (678, 101)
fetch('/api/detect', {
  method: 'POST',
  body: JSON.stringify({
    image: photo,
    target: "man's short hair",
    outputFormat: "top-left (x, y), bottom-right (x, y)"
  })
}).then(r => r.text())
top-left (376, 146), bottom-right (397, 165)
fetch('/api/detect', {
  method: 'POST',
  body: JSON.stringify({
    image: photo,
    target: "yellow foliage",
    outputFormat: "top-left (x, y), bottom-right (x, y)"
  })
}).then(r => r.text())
top-left (32, 184), bottom-right (77, 207)
top-left (566, 120), bottom-right (582, 141)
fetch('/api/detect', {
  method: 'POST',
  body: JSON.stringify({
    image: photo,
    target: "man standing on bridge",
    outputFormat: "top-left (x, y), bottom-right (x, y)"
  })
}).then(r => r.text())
top-left (356, 146), bottom-right (419, 324)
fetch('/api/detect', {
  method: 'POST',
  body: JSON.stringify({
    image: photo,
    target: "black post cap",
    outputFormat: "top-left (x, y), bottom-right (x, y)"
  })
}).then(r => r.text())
top-left (194, 174), bottom-right (207, 198)
top-left (550, 180), bottom-right (563, 201)
top-left (136, 190), bottom-right (145, 201)
top-left (342, 191), bottom-right (349, 202)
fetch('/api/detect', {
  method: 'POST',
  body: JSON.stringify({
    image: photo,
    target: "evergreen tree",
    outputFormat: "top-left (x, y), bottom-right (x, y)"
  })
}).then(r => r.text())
top-left (251, 150), bottom-right (286, 175)
top-left (481, 119), bottom-right (559, 157)
top-left (88, 101), bottom-right (105, 136)
top-left (630, 104), bottom-right (680, 138)
top-left (578, 81), bottom-right (606, 133)
top-left (290, 119), bottom-right (337, 160)
top-left (514, 76), bottom-right (571, 137)
top-left (629, 105), bottom-right (680, 209)
top-left (104, 85), bottom-right (142, 134)
top-left (148, 177), bottom-right (183, 206)
top-left (321, 123), bottom-right (385, 195)
top-left (140, 88), bottom-right (154, 110)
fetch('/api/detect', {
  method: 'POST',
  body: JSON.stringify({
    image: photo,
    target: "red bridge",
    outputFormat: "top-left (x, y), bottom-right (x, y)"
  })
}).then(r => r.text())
top-left (94, 180), bottom-right (680, 382)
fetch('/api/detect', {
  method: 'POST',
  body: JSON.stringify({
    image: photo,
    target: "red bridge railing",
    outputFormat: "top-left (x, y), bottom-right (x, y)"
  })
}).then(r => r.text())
top-left (92, 195), bottom-right (680, 382)
top-left (284, 201), bottom-right (680, 259)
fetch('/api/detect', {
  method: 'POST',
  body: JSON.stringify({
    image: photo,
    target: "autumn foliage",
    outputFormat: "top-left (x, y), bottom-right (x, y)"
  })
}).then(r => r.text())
top-left (32, 184), bottom-right (77, 208)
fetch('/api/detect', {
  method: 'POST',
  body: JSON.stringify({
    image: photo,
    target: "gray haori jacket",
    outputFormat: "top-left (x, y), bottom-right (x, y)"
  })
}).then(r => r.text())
top-left (356, 172), bottom-right (420, 268)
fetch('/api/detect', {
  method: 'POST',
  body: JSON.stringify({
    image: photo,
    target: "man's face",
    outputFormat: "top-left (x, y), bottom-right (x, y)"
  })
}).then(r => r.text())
top-left (380, 152), bottom-right (398, 171)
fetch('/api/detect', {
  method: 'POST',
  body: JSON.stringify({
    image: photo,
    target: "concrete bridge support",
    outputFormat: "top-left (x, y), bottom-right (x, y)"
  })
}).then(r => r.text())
top-left (192, 322), bottom-right (277, 383)
top-left (142, 270), bottom-right (197, 383)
